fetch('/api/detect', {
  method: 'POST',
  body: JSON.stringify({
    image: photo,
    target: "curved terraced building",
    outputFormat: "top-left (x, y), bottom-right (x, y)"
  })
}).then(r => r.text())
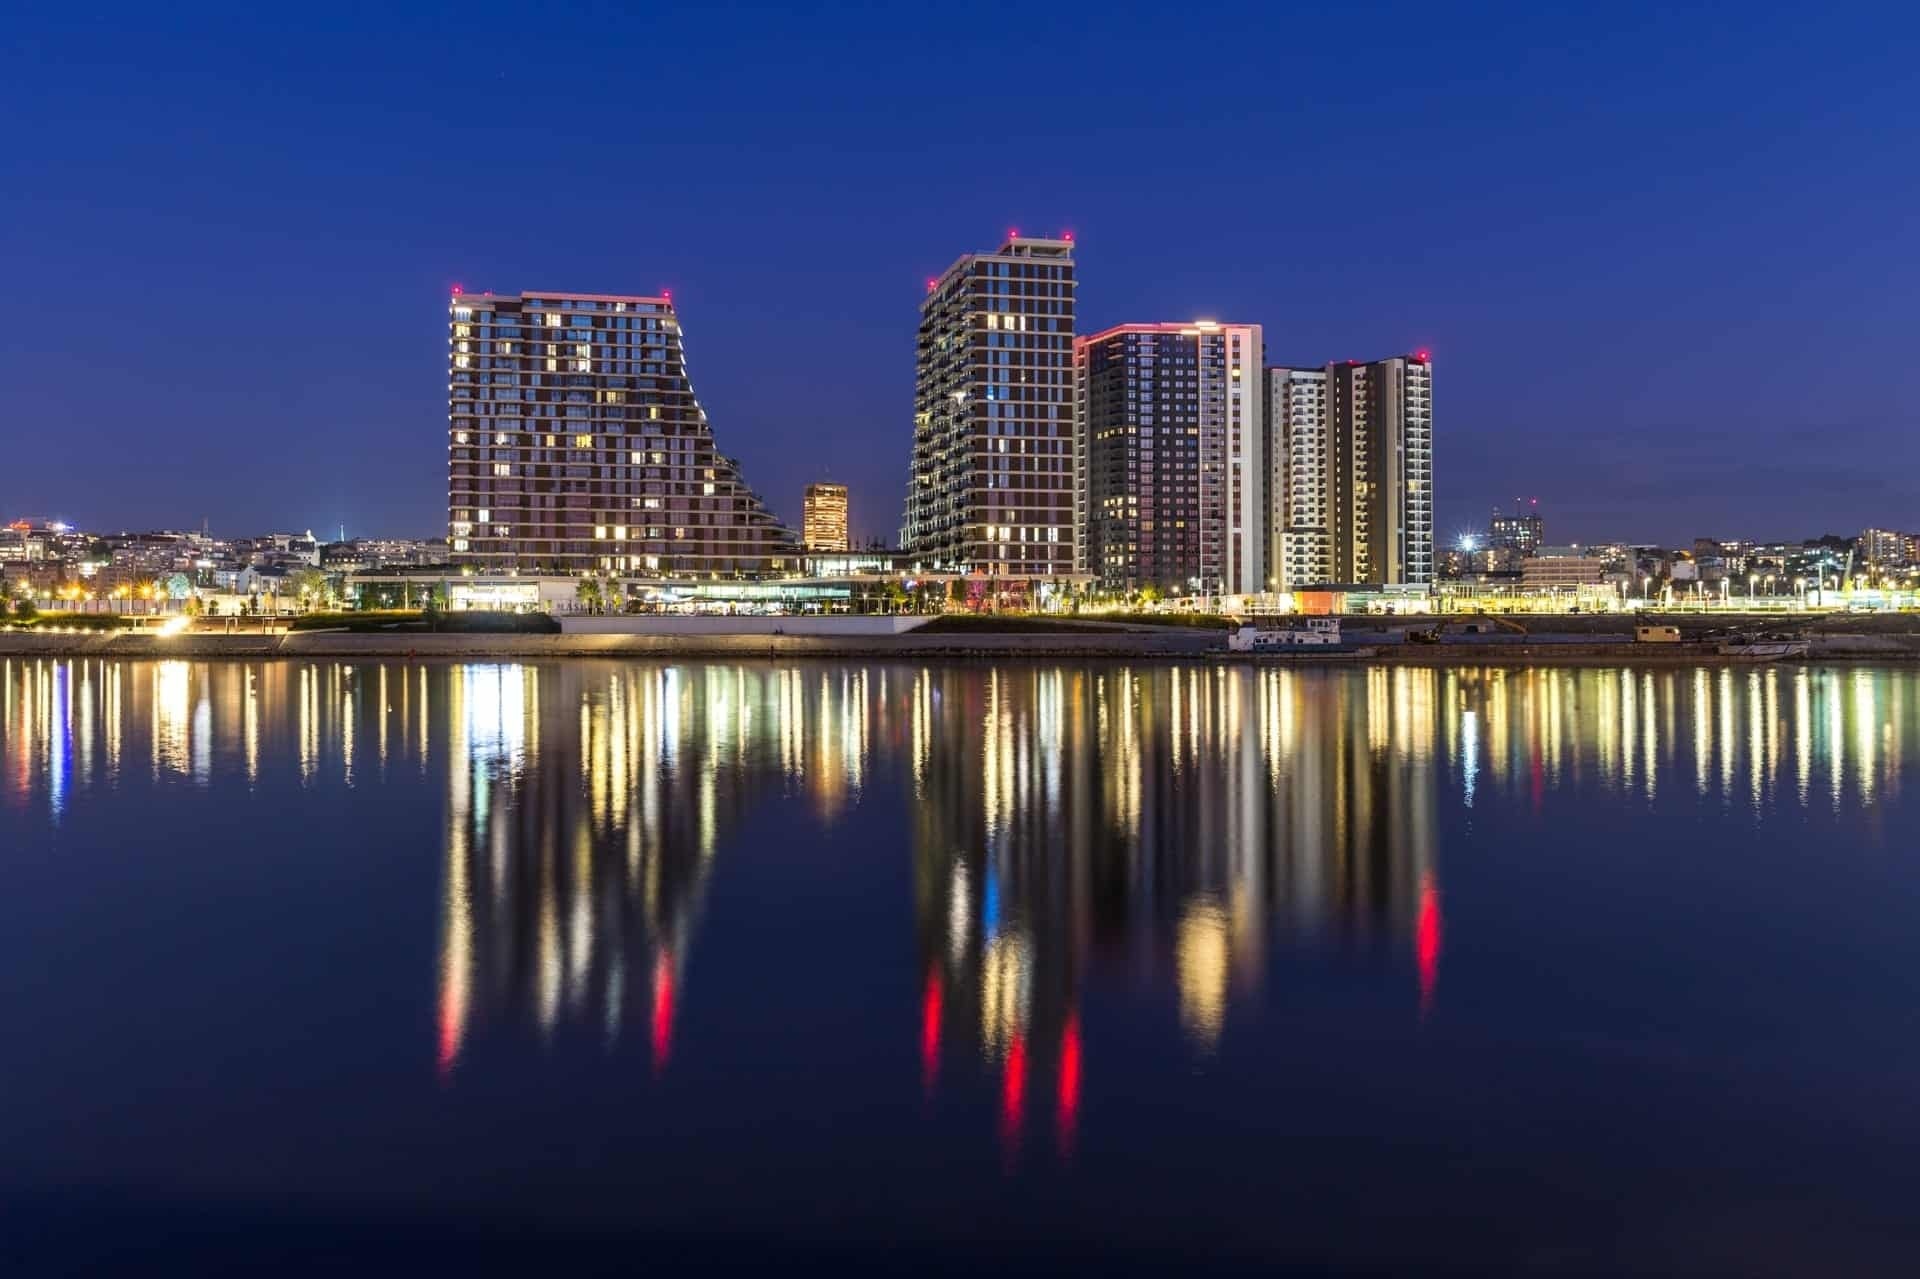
top-left (447, 290), bottom-right (798, 578)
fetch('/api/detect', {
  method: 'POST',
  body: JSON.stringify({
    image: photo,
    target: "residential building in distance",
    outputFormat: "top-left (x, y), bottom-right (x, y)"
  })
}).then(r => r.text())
top-left (447, 289), bottom-right (798, 578)
top-left (1488, 501), bottom-right (1544, 554)
top-left (803, 482), bottom-right (850, 551)
top-left (1522, 545), bottom-right (1606, 588)
top-left (1075, 321), bottom-right (1265, 595)
top-left (1269, 354), bottom-right (1433, 588)
top-left (1861, 527), bottom-right (1907, 567)
top-left (902, 233), bottom-right (1076, 576)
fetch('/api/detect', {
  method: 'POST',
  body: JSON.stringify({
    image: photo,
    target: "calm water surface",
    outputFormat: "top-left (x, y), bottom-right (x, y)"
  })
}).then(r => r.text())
top-left (4, 658), bottom-right (1919, 1274)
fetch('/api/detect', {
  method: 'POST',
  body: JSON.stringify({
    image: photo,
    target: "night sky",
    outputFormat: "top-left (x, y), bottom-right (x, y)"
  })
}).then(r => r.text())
top-left (4, 1), bottom-right (1916, 547)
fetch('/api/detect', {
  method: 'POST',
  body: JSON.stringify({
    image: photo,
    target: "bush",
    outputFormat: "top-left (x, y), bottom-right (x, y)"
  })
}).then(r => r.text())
top-left (435, 610), bottom-right (560, 634)
top-left (1091, 611), bottom-right (1239, 630)
top-left (289, 610), bottom-right (425, 632)
top-left (6, 610), bottom-right (130, 631)
top-left (913, 614), bottom-right (1115, 635)
top-left (288, 609), bottom-right (559, 635)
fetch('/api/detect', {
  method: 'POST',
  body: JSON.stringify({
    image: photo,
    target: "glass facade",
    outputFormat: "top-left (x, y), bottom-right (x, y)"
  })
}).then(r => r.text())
top-left (902, 237), bottom-right (1076, 576)
top-left (1076, 324), bottom-right (1263, 595)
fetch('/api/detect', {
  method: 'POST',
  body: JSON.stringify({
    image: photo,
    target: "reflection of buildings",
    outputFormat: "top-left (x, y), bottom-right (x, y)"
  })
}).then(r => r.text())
top-left (1, 656), bottom-right (1914, 1126)
top-left (908, 665), bottom-right (1442, 1159)
top-left (433, 663), bottom-right (893, 1077)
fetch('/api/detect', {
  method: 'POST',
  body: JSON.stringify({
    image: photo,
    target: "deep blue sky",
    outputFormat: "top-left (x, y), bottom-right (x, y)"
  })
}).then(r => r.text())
top-left (4, 1), bottom-right (1916, 546)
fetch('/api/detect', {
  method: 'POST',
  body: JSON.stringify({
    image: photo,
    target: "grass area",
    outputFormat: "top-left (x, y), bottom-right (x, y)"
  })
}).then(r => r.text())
top-left (434, 610), bottom-right (560, 634)
top-left (913, 614), bottom-right (1117, 635)
top-left (288, 610), bottom-right (426, 632)
top-left (1084, 611), bottom-right (1239, 630)
top-left (288, 610), bottom-right (560, 634)
top-left (3, 612), bottom-right (135, 631)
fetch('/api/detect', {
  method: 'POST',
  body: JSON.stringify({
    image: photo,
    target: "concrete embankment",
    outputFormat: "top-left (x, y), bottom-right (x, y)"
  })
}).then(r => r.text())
top-left (3, 623), bottom-right (1917, 664)
top-left (0, 629), bottom-right (1222, 661)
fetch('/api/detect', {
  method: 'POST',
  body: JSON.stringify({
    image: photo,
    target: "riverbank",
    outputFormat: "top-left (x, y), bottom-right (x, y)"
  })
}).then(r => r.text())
top-left (4, 627), bottom-right (1918, 664)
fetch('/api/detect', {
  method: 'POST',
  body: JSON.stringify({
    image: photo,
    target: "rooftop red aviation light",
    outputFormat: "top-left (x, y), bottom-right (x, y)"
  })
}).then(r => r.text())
top-left (1415, 348), bottom-right (1431, 362)
top-left (1007, 227), bottom-right (1019, 239)
top-left (450, 284), bottom-right (463, 297)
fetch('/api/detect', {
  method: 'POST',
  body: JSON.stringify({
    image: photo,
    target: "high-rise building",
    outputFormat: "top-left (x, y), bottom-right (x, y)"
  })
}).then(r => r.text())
top-left (447, 289), bottom-right (797, 578)
top-left (1489, 501), bottom-right (1544, 554)
top-left (902, 233), bottom-right (1076, 576)
top-left (1268, 354), bottom-right (1432, 588)
top-left (1267, 366), bottom-right (1330, 589)
top-left (803, 482), bottom-right (850, 551)
top-left (1075, 321), bottom-right (1265, 595)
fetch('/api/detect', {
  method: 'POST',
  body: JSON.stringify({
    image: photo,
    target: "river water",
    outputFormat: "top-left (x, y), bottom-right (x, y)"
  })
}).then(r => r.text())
top-left (3, 658), bottom-right (1918, 1274)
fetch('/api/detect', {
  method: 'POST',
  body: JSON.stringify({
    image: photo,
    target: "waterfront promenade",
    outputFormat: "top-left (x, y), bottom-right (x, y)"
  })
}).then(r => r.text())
top-left (4, 614), bottom-right (1918, 664)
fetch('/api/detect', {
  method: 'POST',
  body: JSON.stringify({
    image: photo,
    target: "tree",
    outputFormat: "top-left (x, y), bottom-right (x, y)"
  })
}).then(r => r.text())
top-left (12, 597), bottom-right (37, 623)
top-left (882, 581), bottom-right (908, 615)
top-left (946, 579), bottom-right (965, 611)
top-left (289, 568), bottom-right (330, 612)
top-left (576, 577), bottom-right (602, 613)
top-left (1138, 583), bottom-right (1163, 607)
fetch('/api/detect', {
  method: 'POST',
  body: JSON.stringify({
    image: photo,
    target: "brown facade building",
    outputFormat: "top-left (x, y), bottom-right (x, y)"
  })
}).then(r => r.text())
top-left (447, 290), bottom-right (797, 578)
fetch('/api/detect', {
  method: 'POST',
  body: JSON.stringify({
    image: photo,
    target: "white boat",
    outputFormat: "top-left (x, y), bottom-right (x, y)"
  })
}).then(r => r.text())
top-left (1228, 617), bottom-right (1344, 652)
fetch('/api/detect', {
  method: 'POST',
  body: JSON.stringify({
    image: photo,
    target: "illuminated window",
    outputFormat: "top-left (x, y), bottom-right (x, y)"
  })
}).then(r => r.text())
top-left (573, 433), bottom-right (592, 449)
top-left (702, 482), bottom-right (715, 496)
top-left (492, 463), bottom-right (510, 477)
top-left (594, 525), bottom-right (607, 539)
top-left (545, 313), bottom-right (562, 327)
top-left (545, 358), bottom-right (558, 372)
top-left (612, 526), bottom-right (626, 540)
top-left (477, 509), bottom-right (490, 522)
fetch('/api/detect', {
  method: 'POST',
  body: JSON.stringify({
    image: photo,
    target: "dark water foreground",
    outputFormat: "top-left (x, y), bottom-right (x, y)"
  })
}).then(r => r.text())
top-left (3, 658), bottom-right (1918, 1276)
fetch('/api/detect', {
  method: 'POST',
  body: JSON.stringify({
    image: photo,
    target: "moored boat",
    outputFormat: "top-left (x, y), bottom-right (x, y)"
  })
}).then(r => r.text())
top-left (1228, 617), bottom-right (1346, 653)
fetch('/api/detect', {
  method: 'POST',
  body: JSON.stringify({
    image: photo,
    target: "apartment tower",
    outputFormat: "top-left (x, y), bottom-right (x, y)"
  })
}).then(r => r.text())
top-left (803, 482), bottom-right (850, 551)
top-left (447, 290), bottom-right (797, 577)
top-left (1075, 322), bottom-right (1265, 595)
top-left (1269, 354), bottom-right (1432, 587)
top-left (902, 233), bottom-right (1076, 575)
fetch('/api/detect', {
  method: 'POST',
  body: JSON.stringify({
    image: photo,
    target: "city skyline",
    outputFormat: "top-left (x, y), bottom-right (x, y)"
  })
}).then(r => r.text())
top-left (5, 4), bottom-right (1917, 546)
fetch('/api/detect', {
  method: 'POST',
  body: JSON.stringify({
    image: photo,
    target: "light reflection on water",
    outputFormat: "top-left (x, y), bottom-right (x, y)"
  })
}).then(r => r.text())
top-left (3, 655), bottom-right (1919, 1242)
top-left (7, 665), bottom-right (1909, 988)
